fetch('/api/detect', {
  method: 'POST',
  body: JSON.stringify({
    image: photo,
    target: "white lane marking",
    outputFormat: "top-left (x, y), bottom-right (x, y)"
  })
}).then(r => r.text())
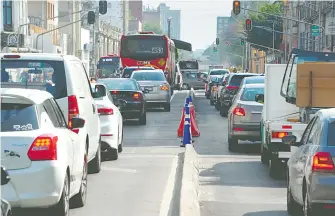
top-left (101, 167), bottom-right (137, 173)
top-left (159, 156), bottom-right (178, 216)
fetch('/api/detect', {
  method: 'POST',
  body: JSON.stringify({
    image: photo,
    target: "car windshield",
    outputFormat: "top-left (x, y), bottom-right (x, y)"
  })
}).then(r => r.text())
top-left (240, 87), bottom-right (264, 101)
top-left (210, 76), bottom-right (222, 82)
top-left (182, 72), bottom-right (198, 79)
top-left (98, 79), bottom-right (138, 90)
top-left (1, 60), bottom-right (67, 99)
top-left (122, 67), bottom-right (154, 78)
top-left (210, 70), bottom-right (229, 75)
top-left (244, 77), bottom-right (264, 84)
top-left (328, 121), bottom-right (335, 146)
top-left (1, 102), bottom-right (39, 132)
top-left (230, 75), bottom-right (255, 86)
top-left (132, 72), bottom-right (166, 81)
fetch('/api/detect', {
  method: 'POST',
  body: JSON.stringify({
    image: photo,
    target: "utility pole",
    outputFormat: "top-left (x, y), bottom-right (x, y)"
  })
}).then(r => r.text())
top-left (122, 0), bottom-right (127, 35)
top-left (331, 0), bottom-right (334, 52)
top-left (74, 0), bottom-right (81, 58)
top-left (168, 17), bottom-right (172, 38)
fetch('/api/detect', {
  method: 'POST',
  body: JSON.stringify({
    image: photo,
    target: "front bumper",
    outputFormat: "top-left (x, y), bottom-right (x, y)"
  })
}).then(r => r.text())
top-left (2, 161), bottom-right (66, 208)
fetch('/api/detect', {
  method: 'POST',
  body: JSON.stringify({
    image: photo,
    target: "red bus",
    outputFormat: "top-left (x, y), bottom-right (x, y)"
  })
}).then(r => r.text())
top-left (120, 32), bottom-right (176, 87)
top-left (97, 54), bottom-right (121, 78)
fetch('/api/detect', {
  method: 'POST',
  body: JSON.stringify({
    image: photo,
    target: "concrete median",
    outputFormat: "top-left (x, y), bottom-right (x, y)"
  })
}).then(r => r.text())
top-left (180, 144), bottom-right (200, 216)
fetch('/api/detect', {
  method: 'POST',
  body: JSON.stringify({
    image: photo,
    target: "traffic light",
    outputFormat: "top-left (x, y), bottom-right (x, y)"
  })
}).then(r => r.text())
top-left (240, 39), bottom-right (245, 46)
top-left (233, 1), bottom-right (241, 15)
top-left (245, 19), bottom-right (252, 31)
top-left (216, 38), bottom-right (219, 45)
top-left (213, 47), bottom-right (217, 52)
top-left (99, 0), bottom-right (108, 15)
top-left (87, 11), bottom-right (96, 24)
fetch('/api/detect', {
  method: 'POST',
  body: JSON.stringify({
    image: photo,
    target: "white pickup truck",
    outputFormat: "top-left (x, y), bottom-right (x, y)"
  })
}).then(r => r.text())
top-left (260, 64), bottom-right (307, 179)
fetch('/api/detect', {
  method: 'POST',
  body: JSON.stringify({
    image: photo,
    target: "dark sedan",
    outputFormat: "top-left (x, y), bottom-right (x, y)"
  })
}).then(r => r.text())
top-left (98, 78), bottom-right (148, 125)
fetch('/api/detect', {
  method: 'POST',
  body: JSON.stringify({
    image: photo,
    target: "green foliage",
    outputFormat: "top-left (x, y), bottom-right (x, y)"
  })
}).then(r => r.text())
top-left (142, 23), bottom-right (163, 34)
top-left (246, 3), bottom-right (283, 52)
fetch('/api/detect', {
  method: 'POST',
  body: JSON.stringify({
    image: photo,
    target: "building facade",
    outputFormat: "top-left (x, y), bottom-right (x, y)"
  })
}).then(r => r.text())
top-left (158, 3), bottom-right (180, 39)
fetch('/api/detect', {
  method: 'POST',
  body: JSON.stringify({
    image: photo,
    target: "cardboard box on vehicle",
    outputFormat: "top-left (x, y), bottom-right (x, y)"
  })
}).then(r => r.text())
top-left (296, 62), bottom-right (335, 108)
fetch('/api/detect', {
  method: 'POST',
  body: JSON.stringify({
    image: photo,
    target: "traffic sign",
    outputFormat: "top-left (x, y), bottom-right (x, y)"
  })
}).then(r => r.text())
top-left (311, 25), bottom-right (320, 37)
top-left (325, 17), bottom-right (335, 35)
top-left (225, 41), bottom-right (230, 46)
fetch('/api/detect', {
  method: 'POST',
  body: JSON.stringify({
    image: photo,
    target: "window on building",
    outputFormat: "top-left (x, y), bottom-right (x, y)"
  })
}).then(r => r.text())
top-left (3, 0), bottom-right (13, 26)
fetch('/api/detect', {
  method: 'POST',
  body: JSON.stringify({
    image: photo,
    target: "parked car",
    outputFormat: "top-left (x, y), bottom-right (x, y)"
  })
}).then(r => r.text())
top-left (181, 70), bottom-right (204, 90)
top-left (205, 69), bottom-right (230, 98)
top-left (1, 53), bottom-right (102, 174)
top-left (121, 66), bottom-right (155, 78)
top-left (285, 108), bottom-right (335, 216)
top-left (227, 84), bottom-right (264, 151)
top-left (98, 78), bottom-right (147, 125)
top-left (1, 199), bottom-right (11, 216)
top-left (218, 73), bottom-right (259, 117)
top-left (1, 88), bottom-right (87, 215)
top-left (131, 70), bottom-right (171, 111)
top-left (91, 83), bottom-right (124, 160)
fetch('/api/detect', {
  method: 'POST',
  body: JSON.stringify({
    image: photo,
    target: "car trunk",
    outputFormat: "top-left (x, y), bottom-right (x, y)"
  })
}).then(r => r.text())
top-left (109, 90), bottom-right (138, 102)
top-left (1, 131), bottom-right (41, 170)
top-left (237, 101), bottom-right (263, 123)
top-left (137, 81), bottom-right (167, 94)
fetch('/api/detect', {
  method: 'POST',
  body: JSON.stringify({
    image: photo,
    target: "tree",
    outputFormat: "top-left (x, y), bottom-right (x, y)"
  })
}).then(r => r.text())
top-left (143, 23), bottom-right (163, 34)
top-left (246, 3), bottom-right (283, 52)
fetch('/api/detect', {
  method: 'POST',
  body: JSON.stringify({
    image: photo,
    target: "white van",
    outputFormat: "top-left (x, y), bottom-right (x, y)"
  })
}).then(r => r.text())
top-left (1, 53), bottom-right (102, 173)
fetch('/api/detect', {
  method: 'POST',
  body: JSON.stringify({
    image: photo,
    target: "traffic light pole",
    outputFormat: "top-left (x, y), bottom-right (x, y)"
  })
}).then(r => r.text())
top-left (222, 51), bottom-right (244, 68)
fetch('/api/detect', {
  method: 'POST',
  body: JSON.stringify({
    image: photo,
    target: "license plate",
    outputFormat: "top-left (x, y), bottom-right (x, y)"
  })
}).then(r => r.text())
top-left (278, 152), bottom-right (291, 158)
top-left (145, 87), bottom-right (153, 91)
top-left (152, 87), bottom-right (158, 92)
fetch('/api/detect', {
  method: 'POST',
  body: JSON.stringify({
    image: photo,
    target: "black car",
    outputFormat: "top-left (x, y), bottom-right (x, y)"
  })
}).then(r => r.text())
top-left (218, 73), bottom-right (259, 117)
top-left (98, 78), bottom-right (148, 125)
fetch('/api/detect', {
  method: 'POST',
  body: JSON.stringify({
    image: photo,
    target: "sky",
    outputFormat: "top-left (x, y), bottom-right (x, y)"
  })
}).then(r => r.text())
top-left (143, 0), bottom-right (233, 50)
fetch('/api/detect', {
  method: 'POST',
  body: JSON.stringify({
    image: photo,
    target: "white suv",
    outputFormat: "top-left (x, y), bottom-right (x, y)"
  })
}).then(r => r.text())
top-left (1, 53), bottom-right (102, 174)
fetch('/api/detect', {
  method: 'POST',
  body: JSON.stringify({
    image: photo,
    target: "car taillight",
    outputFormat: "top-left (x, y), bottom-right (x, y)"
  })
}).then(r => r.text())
top-left (27, 135), bottom-right (58, 161)
top-left (225, 86), bottom-right (239, 90)
top-left (160, 85), bottom-right (169, 91)
top-left (133, 92), bottom-right (142, 100)
top-left (312, 152), bottom-right (335, 173)
top-left (110, 90), bottom-right (118, 95)
top-left (68, 95), bottom-right (80, 134)
top-left (98, 107), bottom-right (114, 115)
top-left (272, 132), bottom-right (288, 138)
top-left (233, 107), bottom-right (245, 116)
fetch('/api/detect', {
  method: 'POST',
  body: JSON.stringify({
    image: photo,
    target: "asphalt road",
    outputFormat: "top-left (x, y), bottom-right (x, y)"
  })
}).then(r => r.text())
top-left (193, 90), bottom-right (288, 216)
top-left (13, 91), bottom-right (189, 216)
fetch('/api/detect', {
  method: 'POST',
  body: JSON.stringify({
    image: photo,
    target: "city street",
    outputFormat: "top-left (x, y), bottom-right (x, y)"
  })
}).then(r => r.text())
top-left (193, 91), bottom-right (288, 216)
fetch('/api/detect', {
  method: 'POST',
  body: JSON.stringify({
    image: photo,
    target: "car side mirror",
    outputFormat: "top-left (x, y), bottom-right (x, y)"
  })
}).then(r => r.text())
top-left (143, 89), bottom-right (150, 94)
top-left (1, 167), bottom-right (10, 185)
top-left (255, 94), bottom-right (264, 102)
top-left (282, 135), bottom-right (298, 146)
top-left (71, 117), bottom-right (85, 129)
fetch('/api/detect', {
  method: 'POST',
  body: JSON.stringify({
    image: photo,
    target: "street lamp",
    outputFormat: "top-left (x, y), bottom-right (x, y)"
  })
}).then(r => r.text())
top-left (167, 17), bottom-right (172, 38)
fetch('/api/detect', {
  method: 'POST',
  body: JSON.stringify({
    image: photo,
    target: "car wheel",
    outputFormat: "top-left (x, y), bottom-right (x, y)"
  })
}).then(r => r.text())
top-left (261, 146), bottom-right (269, 165)
top-left (220, 105), bottom-right (228, 117)
top-left (118, 127), bottom-right (123, 153)
top-left (107, 147), bottom-right (119, 160)
top-left (70, 155), bottom-right (88, 208)
top-left (269, 155), bottom-right (281, 179)
top-left (182, 84), bottom-right (189, 90)
top-left (49, 174), bottom-right (70, 216)
top-left (139, 111), bottom-right (147, 125)
top-left (303, 190), bottom-right (316, 216)
top-left (164, 103), bottom-right (171, 112)
top-left (88, 139), bottom-right (101, 174)
top-left (228, 136), bottom-right (238, 152)
top-left (287, 175), bottom-right (302, 215)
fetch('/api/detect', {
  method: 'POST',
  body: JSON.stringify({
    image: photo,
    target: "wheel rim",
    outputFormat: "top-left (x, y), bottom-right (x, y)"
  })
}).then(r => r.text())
top-left (64, 177), bottom-right (69, 215)
top-left (81, 156), bottom-right (88, 201)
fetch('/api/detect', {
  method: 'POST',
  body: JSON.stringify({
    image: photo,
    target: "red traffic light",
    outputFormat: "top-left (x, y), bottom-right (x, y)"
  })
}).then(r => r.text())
top-left (246, 19), bottom-right (251, 24)
top-left (245, 19), bottom-right (252, 31)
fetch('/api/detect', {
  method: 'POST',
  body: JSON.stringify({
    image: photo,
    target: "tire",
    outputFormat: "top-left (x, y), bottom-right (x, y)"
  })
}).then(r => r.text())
top-left (107, 147), bottom-right (118, 160)
top-left (139, 111), bottom-right (147, 125)
top-left (118, 127), bottom-right (123, 153)
top-left (261, 146), bottom-right (269, 165)
top-left (269, 155), bottom-right (281, 179)
top-left (70, 155), bottom-right (88, 208)
top-left (182, 84), bottom-right (189, 90)
top-left (49, 174), bottom-right (70, 216)
top-left (88, 140), bottom-right (101, 174)
top-left (303, 190), bottom-right (316, 216)
top-left (287, 175), bottom-right (302, 215)
top-left (164, 103), bottom-right (171, 112)
top-left (210, 99), bottom-right (214, 106)
top-left (220, 105), bottom-right (228, 117)
top-left (228, 136), bottom-right (238, 152)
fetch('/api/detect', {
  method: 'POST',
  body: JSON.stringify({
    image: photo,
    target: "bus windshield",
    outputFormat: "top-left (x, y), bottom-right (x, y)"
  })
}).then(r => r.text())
top-left (121, 36), bottom-right (167, 59)
top-left (281, 50), bottom-right (335, 103)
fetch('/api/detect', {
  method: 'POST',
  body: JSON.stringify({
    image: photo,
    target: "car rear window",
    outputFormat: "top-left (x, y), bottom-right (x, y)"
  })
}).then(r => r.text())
top-left (230, 75), bottom-right (255, 86)
top-left (1, 60), bottom-right (67, 99)
top-left (1, 102), bottom-right (39, 132)
top-left (240, 87), bottom-right (264, 101)
top-left (122, 67), bottom-right (154, 78)
top-left (328, 122), bottom-right (335, 146)
top-left (182, 71), bottom-right (198, 79)
top-left (245, 77), bottom-right (264, 84)
top-left (98, 79), bottom-right (138, 90)
top-left (132, 72), bottom-right (166, 81)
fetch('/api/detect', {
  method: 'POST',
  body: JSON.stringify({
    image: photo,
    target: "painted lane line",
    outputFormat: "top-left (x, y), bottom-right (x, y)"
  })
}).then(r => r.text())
top-left (101, 167), bottom-right (137, 173)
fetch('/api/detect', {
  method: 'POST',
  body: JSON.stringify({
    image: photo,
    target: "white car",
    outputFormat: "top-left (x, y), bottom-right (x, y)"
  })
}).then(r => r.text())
top-left (91, 83), bottom-right (124, 160)
top-left (1, 53), bottom-right (102, 174)
top-left (1, 88), bottom-right (87, 215)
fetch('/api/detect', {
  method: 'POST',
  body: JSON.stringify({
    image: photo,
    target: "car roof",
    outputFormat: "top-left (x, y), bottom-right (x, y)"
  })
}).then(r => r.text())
top-left (210, 69), bottom-right (229, 71)
top-left (318, 108), bottom-right (335, 121)
top-left (1, 88), bottom-right (53, 104)
top-left (124, 66), bottom-right (154, 69)
top-left (244, 76), bottom-right (264, 80)
top-left (0, 53), bottom-right (79, 61)
top-left (98, 78), bottom-right (134, 82)
top-left (132, 70), bottom-right (163, 73)
top-left (243, 83), bottom-right (265, 88)
top-left (231, 73), bottom-right (258, 76)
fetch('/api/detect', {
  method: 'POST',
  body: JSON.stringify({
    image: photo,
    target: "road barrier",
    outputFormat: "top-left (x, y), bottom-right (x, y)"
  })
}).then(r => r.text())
top-left (177, 90), bottom-right (200, 141)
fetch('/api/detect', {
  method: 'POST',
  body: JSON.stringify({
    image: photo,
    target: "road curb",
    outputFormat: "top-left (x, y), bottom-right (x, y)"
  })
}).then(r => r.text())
top-left (179, 144), bottom-right (200, 216)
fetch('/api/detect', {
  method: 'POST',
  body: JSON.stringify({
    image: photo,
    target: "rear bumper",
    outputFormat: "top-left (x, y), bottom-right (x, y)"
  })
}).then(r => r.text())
top-left (145, 92), bottom-right (170, 103)
top-left (120, 102), bottom-right (144, 119)
top-left (232, 124), bottom-right (261, 142)
top-left (309, 175), bottom-right (335, 203)
top-left (2, 161), bottom-right (66, 208)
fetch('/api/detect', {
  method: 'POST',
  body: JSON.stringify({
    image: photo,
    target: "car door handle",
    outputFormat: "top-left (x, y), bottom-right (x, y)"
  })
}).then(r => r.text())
top-left (79, 96), bottom-right (85, 99)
